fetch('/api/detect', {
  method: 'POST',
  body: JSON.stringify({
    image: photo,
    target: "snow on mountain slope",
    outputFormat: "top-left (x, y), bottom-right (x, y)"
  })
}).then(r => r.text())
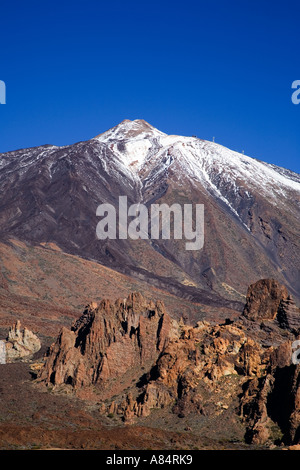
top-left (94, 119), bottom-right (166, 171)
top-left (156, 138), bottom-right (300, 204)
top-left (95, 119), bottom-right (166, 140)
top-left (3, 119), bottom-right (299, 205)
top-left (94, 119), bottom-right (300, 193)
top-left (1, 119), bottom-right (299, 222)
top-left (93, 120), bottom-right (300, 221)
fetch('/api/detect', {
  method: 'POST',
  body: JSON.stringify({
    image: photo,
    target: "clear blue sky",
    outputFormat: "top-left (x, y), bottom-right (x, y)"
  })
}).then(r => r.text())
top-left (0, 0), bottom-right (299, 173)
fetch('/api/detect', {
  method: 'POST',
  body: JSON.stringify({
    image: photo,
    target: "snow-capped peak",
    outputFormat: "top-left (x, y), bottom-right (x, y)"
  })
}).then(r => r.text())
top-left (94, 119), bottom-right (166, 142)
top-left (92, 119), bottom-right (300, 220)
top-left (93, 120), bottom-right (300, 195)
top-left (93, 119), bottom-right (167, 170)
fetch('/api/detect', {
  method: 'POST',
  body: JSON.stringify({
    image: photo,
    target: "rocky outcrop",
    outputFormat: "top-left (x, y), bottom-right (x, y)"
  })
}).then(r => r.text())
top-left (242, 279), bottom-right (289, 321)
top-left (38, 293), bottom-right (176, 391)
top-left (277, 297), bottom-right (300, 332)
top-left (240, 339), bottom-right (300, 445)
top-left (237, 280), bottom-right (300, 444)
top-left (242, 278), bottom-right (300, 333)
top-left (37, 283), bottom-right (300, 445)
top-left (86, 317), bottom-right (271, 423)
top-left (5, 321), bottom-right (41, 361)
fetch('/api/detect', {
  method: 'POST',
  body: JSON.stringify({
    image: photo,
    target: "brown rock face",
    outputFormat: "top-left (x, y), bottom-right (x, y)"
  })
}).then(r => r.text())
top-left (242, 279), bottom-right (289, 322)
top-left (277, 298), bottom-right (300, 332)
top-left (38, 293), bottom-right (174, 391)
top-left (37, 283), bottom-right (300, 445)
top-left (240, 339), bottom-right (300, 445)
top-left (242, 279), bottom-right (300, 332)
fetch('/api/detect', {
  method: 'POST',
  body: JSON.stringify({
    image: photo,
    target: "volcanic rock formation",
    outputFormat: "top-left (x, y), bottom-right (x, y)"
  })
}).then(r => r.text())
top-left (5, 320), bottom-right (41, 361)
top-left (37, 281), bottom-right (300, 444)
top-left (242, 279), bottom-right (289, 322)
top-left (38, 293), bottom-right (176, 391)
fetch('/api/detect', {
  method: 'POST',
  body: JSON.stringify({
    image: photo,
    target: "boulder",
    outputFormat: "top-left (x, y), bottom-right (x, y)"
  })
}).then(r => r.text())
top-left (242, 279), bottom-right (289, 321)
top-left (5, 320), bottom-right (41, 361)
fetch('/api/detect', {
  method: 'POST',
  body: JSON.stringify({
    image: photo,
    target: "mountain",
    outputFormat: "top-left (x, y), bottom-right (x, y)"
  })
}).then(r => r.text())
top-left (0, 119), bottom-right (300, 329)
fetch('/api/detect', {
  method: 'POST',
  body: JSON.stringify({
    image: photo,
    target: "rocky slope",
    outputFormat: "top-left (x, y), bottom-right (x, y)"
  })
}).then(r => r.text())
top-left (0, 239), bottom-right (238, 336)
top-left (37, 279), bottom-right (300, 446)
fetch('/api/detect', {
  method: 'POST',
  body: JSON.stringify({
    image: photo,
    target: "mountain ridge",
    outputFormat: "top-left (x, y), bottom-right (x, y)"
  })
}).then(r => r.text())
top-left (0, 119), bottom-right (299, 316)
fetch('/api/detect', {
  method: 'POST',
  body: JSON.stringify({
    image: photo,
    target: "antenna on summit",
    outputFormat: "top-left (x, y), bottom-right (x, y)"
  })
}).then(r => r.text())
top-left (212, 137), bottom-right (215, 143)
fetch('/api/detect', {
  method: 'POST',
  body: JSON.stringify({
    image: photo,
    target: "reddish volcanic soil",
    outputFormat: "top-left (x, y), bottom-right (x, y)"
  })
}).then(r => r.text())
top-left (0, 239), bottom-right (241, 336)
